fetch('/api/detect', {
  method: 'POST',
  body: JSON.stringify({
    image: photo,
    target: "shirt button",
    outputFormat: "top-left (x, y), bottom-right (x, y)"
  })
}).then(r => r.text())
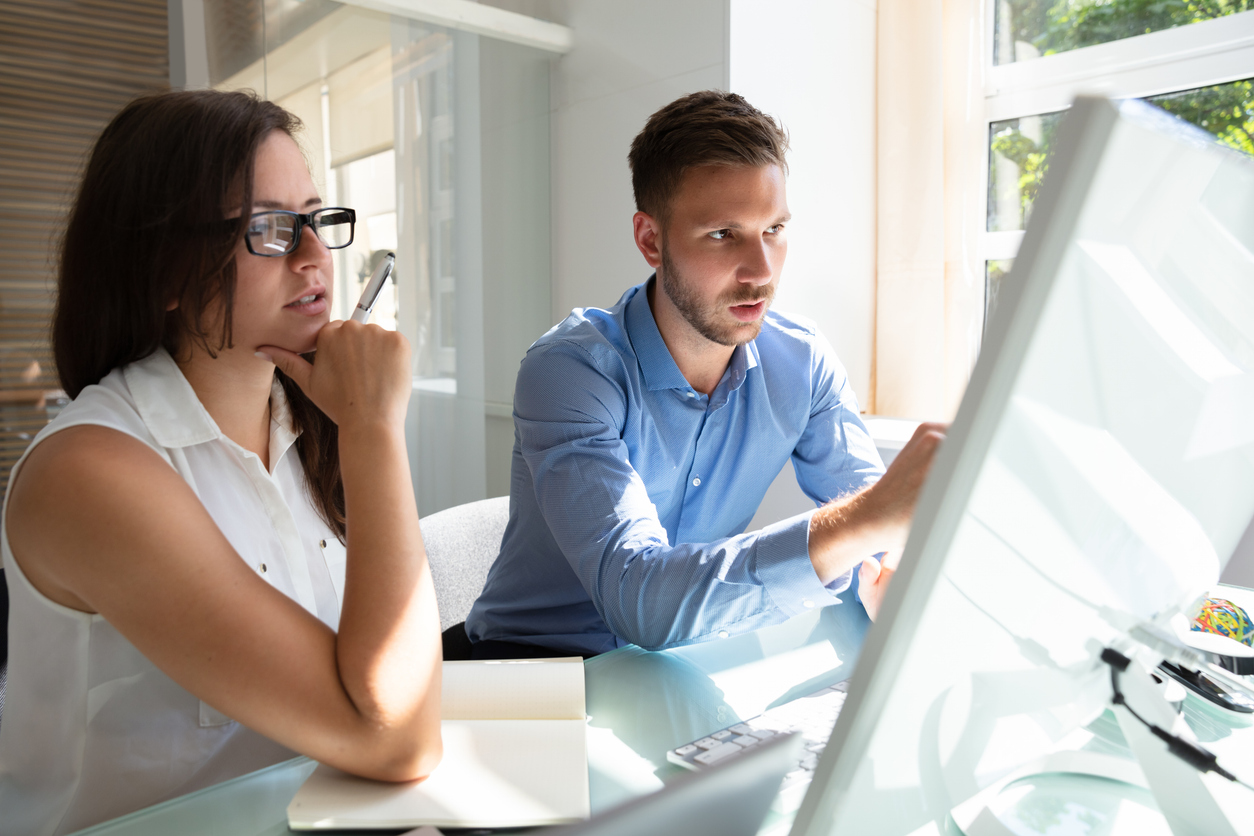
top-left (692, 477), bottom-right (701, 487)
top-left (258, 563), bottom-right (267, 574)
top-left (319, 539), bottom-right (327, 549)
top-left (803, 599), bottom-right (815, 608)
top-left (718, 630), bottom-right (730, 639)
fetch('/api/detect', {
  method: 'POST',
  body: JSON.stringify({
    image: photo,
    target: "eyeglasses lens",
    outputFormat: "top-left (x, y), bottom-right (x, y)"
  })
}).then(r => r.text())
top-left (248, 214), bottom-right (298, 255)
top-left (314, 210), bottom-right (354, 248)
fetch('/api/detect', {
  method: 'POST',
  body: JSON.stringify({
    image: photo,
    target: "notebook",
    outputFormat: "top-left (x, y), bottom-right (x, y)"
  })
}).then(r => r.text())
top-left (286, 656), bottom-right (590, 830)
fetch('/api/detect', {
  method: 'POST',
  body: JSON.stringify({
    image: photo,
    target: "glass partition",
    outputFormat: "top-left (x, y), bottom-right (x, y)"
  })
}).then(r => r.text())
top-left (205, 1), bottom-right (553, 513)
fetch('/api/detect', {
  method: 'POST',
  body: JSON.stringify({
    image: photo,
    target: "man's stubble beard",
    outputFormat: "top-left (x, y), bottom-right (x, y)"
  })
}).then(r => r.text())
top-left (659, 238), bottom-right (775, 347)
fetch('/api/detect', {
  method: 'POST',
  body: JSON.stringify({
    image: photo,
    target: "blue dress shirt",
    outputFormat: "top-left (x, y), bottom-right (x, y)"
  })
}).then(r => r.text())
top-left (465, 279), bottom-right (884, 655)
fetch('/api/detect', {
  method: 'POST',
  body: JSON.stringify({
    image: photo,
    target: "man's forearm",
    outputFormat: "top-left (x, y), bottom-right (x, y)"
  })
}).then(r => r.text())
top-left (807, 485), bottom-right (906, 584)
top-left (808, 421), bottom-right (947, 585)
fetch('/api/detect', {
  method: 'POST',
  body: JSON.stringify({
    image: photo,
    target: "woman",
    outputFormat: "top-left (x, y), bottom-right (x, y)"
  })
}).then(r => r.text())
top-left (0, 90), bottom-right (442, 835)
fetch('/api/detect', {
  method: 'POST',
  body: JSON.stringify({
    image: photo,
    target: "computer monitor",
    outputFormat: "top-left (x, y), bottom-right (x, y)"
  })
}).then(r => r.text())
top-left (791, 96), bottom-right (1254, 836)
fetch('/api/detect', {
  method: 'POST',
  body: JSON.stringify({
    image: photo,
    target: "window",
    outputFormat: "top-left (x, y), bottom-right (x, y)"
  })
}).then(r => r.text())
top-left (980, 4), bottom-right (1254, 326)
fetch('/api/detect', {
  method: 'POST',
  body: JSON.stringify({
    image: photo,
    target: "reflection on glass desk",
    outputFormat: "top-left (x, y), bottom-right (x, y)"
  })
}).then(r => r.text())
top-left (67, 588), bottom-right (872, 836)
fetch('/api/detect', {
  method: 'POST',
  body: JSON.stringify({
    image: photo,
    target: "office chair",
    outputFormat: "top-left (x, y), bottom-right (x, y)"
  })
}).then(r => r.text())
top-left (419, 496), bottom-right (509, 661)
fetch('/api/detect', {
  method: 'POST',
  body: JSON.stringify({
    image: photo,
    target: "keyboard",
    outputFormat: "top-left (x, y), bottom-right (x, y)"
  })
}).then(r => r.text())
top-left (666, 680), bottom-right (850, 814)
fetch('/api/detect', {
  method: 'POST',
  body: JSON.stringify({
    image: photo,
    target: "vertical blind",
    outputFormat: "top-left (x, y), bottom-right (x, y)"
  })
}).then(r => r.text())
top-left (0, 0), bottom-right (168, 493)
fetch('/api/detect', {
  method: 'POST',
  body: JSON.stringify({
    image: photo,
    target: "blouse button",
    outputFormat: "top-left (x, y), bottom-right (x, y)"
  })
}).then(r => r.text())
top-left (319, 539), bottom-right (327, 549)
top-left (692, 477), bottom-right (701, 487)
top-left (258, 563), bottom-right (267, 574)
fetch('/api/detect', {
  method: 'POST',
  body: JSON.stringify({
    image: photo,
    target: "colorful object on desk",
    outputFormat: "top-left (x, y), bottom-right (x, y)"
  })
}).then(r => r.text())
top-left (1192, 597), bottom-right (1254, 648)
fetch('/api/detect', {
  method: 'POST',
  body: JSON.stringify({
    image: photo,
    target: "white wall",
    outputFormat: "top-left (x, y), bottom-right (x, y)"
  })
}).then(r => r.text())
top-left (728, 0), bottom-right (877, 407)
top-left (548, 0), bottom-right (730, 320)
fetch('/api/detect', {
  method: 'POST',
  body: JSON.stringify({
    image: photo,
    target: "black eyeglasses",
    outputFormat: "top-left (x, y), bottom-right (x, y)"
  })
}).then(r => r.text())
top-left (241, 207), bottom-right (356, 257)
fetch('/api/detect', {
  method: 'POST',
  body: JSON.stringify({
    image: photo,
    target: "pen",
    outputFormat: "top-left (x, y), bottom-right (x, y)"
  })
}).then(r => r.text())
top-left (350, 252), bottom-right (395, 323)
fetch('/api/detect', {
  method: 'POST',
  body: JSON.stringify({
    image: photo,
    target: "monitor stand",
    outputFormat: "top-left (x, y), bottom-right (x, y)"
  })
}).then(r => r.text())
top-left (951, 661), bottom-right (1250, 836)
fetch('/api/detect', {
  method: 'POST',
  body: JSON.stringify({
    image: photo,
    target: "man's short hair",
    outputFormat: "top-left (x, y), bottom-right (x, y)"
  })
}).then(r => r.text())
top-left (628, 90), bottom-right (789, 222)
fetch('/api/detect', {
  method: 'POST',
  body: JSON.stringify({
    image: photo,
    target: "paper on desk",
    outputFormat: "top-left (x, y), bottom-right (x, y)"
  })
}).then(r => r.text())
top-left (442, 656), bottom-right (585, 719)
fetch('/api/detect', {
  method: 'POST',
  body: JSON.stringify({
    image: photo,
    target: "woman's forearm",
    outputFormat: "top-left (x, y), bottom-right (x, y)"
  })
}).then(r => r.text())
top-left (335, 419), bottom-right (442, 777)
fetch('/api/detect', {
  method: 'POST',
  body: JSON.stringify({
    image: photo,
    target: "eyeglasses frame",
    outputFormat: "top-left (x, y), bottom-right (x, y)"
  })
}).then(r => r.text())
top-left (241, 207), bottom-right (357, 257)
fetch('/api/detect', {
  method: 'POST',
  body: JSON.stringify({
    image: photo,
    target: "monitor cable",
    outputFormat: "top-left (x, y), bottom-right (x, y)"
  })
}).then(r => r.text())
top-left (1100, 647), bottom-right (1254, 794)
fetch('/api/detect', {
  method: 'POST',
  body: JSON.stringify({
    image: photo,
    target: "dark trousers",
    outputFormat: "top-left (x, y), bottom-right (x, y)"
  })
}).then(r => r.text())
top-left (442, 621), bottom-right (600, 661)
top-left (470, 638), bottom-right (600, 661)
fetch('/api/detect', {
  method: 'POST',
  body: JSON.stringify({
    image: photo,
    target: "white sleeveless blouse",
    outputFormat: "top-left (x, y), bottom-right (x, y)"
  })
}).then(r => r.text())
top-left (0, 350), bottom-right (348, 835)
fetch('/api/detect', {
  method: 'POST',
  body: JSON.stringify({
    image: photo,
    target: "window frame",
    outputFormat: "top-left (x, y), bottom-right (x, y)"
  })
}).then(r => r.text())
top-left (977, 8), bottom-right (1254, 277)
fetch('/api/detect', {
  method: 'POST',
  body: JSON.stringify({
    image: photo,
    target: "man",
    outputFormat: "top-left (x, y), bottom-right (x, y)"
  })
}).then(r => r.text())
top-left (466, 91), bottom-right (944, 658)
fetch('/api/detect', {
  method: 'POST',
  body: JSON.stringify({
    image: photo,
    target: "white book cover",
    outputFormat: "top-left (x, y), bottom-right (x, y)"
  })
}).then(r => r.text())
top-left (287, 657), bottom-right (589, 830)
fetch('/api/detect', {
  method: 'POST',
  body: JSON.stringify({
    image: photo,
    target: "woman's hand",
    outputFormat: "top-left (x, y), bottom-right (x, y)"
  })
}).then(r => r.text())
top-left (257, 320), bottom-right (411, 430)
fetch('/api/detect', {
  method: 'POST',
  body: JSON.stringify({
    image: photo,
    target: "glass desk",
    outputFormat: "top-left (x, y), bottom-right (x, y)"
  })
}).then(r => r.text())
top-left (68, 591), bottom-right (873, 836)
top-left (64, 585), bottom-right (1254, 836)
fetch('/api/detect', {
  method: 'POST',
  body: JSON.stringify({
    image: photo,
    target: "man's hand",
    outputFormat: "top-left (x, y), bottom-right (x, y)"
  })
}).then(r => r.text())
top-left (857, 556), bottom-right (891, 621)
top-left (861, 421), bottom-right (947, 530)
top-left (859, 551), bottom-right (911, 621)
top-left (808, 421), bottom-right (947, 587)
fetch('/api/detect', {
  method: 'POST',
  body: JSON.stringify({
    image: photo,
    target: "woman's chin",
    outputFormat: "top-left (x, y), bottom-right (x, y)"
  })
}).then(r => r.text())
top-left (250, 338), bottom-right (317, 362)
top-left (277, 329), bottom-right (323, 357)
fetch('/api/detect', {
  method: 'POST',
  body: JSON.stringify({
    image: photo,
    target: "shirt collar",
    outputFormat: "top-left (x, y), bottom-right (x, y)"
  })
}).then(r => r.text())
top-left (123, 348), bottom-right (300, 463)
top-left (124, 349), bottom-right (222, 448)
top-left (625, 276), bottom-right (761, 394)
top-left (625, 278), bottom-right (690, 391)
top-left (268, 375), bottom-right (300, 471)
top-left (724, 338), bottom-right (760, 390)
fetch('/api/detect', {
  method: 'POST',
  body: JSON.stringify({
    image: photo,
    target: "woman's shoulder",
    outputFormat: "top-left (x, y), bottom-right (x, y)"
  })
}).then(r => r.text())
top-left (37, 356), bottom-right (177, 454)
top-left (3, 365), bottom-right (197, 613)
top-left (9, 363), bottom-right (169, 505)
top-left (9, 356), bottom-right (186, 484)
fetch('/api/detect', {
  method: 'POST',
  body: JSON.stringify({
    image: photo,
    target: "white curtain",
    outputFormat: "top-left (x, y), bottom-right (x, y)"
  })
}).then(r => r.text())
top-left (875, 0), bottom-right (983, 420)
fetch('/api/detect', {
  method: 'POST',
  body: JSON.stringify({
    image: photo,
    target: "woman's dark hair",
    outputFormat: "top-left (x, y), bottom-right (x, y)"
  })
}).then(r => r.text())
top-left (54, 89), bottom-right (346, 540)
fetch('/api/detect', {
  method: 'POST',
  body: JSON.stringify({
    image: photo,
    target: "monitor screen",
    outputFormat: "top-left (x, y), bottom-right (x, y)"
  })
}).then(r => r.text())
top-left (793, 97), bottom-right (1254, 836)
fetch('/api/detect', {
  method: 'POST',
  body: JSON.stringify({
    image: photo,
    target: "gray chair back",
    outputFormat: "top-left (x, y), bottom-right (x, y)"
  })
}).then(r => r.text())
top-left (420, 496), bottom-right (509, 631)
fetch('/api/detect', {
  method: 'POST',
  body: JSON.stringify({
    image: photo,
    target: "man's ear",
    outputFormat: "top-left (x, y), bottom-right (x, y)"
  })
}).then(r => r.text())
top-left (166, 298), bottom-right (179, 311)
top-left (632, 211), bottom-right (663, 268)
